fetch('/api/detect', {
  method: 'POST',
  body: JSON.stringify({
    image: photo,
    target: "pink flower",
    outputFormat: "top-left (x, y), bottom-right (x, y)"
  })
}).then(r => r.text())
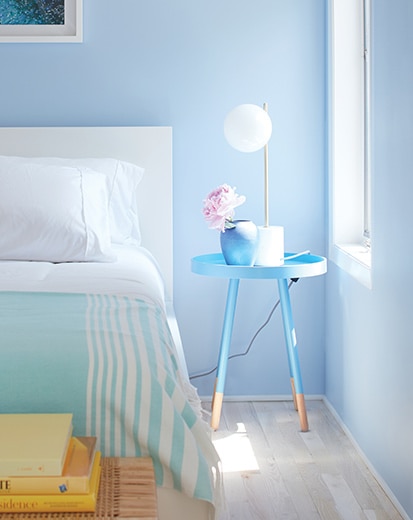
top-left (202, 184), bottom-right (246, 232)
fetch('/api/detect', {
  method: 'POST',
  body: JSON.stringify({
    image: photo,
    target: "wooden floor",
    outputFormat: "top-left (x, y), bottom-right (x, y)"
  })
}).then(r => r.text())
top-left (206, 400), bottom-right (404, 520)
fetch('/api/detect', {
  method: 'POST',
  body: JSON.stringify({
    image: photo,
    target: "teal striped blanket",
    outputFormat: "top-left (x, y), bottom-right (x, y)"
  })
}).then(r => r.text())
top-left (0, 291), bottom-right (219, 505)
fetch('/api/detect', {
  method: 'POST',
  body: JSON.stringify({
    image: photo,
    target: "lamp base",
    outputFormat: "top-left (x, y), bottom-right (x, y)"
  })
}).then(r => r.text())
top-left (255, 226), bottom-right (284, 266)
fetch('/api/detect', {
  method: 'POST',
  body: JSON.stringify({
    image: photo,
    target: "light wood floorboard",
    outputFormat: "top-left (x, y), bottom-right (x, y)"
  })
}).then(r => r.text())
top-left (205, 400), bottom-right (404, 520)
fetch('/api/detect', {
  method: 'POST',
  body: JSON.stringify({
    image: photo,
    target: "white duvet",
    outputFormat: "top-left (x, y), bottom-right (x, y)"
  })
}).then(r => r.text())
top-left (0, 245), bottom-right (166, 307)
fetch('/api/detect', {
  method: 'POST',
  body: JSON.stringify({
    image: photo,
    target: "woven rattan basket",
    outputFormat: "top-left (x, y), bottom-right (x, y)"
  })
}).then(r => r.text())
top-left (0, 457), bottom-right (158, 519)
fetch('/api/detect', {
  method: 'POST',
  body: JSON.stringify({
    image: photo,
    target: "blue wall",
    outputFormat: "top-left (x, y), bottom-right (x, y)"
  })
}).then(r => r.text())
top-left (6, 1), bottom-right (412, 519)
top-left (326, 1), bottom-right (413, 518)
top-left (0, 0), bottom-right (327, 399)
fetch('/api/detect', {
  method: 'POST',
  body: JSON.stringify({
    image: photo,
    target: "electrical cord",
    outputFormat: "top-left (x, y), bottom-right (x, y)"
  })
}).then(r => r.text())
top-left (189, 277), bottom-right (298, 381)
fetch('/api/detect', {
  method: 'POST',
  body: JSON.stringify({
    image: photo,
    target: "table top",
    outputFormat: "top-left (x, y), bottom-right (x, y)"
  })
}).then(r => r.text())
top-left (191, 252), bottom-right (327, 280)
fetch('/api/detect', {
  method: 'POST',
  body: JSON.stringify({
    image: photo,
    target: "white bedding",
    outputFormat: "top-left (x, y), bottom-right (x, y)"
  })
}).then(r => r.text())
top-left (0, 127), bottom-right (218, 519)
top-left (0, 248), bottom-right (221, 517)
top-left (0, 245), bottom-right (166, 306)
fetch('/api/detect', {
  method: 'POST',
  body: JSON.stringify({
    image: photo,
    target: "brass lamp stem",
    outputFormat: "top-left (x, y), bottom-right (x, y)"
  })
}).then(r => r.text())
top-left (263, 102), bottom-right (269, 227)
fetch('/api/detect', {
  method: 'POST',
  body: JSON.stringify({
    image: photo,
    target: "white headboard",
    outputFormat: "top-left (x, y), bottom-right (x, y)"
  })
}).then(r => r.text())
top-left (0, 126), bottom-right (173, 299)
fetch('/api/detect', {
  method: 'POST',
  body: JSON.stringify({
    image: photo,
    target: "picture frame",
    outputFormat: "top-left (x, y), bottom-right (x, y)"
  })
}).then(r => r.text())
top-left (0, 0), bottom-right (82, 43)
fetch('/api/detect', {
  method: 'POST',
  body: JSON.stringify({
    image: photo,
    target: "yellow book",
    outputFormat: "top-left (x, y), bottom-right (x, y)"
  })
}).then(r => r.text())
top-left (0, 437), bottom-right (97, 495)
top-left (0, 452), bottom-right (101, 513)
top-left (0, 414), bottom-right (73, 477)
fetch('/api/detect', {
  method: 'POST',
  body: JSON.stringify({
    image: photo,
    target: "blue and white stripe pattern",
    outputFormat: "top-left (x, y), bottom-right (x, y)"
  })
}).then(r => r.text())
top-left (0, 291), bottom-right (219, 505)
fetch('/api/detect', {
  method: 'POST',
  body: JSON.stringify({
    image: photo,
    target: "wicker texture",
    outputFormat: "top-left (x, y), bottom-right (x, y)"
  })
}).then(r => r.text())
top-left (0, 458), bottom-right (158, 519)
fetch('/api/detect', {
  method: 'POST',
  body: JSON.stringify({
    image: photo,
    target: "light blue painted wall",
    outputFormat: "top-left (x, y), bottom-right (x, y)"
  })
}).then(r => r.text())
top-left (325, 1), bottom-right (413, 518)
top-left (0, 0), bottom-right (327, 399)
top-left (1, 0), bottom-right (411, 517)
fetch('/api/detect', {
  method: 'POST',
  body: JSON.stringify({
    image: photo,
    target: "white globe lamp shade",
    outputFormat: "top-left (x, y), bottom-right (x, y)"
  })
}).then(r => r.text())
top-left (224, 104), bottom-right (272, 153)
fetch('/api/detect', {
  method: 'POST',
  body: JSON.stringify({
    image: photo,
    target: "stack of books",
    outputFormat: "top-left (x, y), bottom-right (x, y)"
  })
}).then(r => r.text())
top-left (0, 413), bottom-right (101, 513)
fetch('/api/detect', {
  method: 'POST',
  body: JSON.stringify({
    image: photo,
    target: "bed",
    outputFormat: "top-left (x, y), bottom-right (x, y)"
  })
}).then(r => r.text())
top-left (0, 127), bottom-right (220, 520)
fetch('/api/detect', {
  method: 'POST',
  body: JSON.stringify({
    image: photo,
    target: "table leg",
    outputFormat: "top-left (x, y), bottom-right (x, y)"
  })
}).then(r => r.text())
top-left (277, 278), bottom-right (309, 432)
top-left (211, 278), bottom-right (240, 430)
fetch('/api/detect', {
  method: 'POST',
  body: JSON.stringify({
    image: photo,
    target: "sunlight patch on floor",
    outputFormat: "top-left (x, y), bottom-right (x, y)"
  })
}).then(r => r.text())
top-left (213, 423), bottom-right (259, 473)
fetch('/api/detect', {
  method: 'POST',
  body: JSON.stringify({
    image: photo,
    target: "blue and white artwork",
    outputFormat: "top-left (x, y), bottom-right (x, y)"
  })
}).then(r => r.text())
top-left (0, 0), bottom-right (64, 25)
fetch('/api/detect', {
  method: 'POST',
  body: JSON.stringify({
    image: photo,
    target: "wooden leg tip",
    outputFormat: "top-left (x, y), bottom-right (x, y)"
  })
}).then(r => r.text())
top-left (211, 392), bottom-right (224, 430)
top-left (296, 393), bottom-right (309, 432)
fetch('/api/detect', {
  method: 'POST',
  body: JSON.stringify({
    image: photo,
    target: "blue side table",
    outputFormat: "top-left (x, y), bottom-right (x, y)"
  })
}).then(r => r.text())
top-left (191, 252), bottom-right (327, 431)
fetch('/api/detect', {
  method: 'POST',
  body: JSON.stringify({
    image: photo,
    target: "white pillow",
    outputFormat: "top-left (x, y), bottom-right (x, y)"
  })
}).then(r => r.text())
top-left (0, 156), bottom-right (144, 245)
top-left (0, 163), bottom-right (115, 263)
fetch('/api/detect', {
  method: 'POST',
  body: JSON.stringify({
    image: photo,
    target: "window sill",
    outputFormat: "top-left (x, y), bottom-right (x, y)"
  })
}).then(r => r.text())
top-left (329, 243), bottom-right (372, 289)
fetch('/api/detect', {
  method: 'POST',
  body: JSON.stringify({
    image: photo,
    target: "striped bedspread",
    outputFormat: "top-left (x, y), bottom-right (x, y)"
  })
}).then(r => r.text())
top-left (0, 291), bottom-right (219, 505)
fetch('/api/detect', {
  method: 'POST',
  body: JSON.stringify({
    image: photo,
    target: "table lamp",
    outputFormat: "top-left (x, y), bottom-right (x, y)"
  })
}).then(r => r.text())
top-left (224, 103), bottom-right (284, 265)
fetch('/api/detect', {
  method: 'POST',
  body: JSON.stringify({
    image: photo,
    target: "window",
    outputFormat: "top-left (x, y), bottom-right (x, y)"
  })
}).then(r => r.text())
top-left (328, 0), bottom-right (372, 288)
top-left (363, 0), bottom-right (371, 244)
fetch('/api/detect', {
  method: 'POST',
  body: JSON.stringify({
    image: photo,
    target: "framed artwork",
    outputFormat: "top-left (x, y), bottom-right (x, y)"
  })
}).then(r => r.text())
top-left (0, 0), bottom-right (82, 43)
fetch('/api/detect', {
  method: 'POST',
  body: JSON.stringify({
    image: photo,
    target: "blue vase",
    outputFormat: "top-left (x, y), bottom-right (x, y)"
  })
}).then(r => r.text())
top-left (220, 220), bottom-right (258, 266)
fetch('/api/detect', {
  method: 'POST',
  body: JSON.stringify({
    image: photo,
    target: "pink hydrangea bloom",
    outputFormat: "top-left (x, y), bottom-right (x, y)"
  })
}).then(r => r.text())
top-left (202, 184), bottom-right (246, 232)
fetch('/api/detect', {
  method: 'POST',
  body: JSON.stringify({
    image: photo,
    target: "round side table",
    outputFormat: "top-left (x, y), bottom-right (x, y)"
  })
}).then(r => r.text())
top-left (191, 252), bottom-right (327, 431)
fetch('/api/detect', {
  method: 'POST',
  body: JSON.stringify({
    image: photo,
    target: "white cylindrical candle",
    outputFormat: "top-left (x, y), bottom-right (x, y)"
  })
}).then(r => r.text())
top-left (255, 226), bottom-right (284, 266)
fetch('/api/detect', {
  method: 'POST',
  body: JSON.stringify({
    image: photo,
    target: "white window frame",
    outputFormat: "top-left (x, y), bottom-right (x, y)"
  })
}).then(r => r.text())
top-left (328, 0), bottom-right (372, 289)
